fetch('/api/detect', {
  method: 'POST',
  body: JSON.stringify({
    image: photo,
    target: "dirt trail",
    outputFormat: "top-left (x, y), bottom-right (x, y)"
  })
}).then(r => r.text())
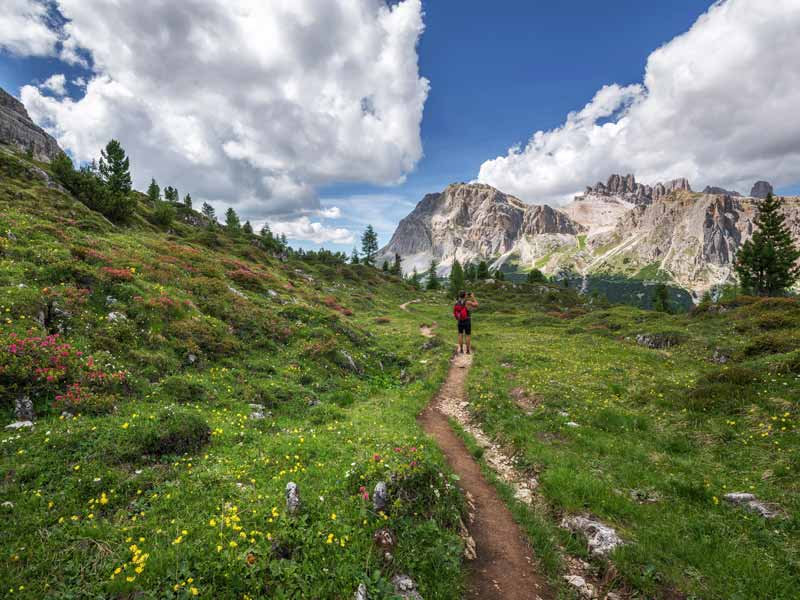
top-left (419, 323), bottom-right (437, 338)
top-left (418, 352), bottom-right (554, 600)
top-left (399, 299), bottom-right (421, 311)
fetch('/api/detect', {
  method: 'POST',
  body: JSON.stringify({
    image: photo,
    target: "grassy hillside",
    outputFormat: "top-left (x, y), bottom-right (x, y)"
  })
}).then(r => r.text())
top-left (0, 147), bottom-right (468, 599)
top-left (465, 290), bottom-right (800, 598)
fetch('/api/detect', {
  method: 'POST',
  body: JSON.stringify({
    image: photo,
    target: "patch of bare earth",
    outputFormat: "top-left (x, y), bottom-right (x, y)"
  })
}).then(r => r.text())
top-left (418, 352), bottom-right (553, 599)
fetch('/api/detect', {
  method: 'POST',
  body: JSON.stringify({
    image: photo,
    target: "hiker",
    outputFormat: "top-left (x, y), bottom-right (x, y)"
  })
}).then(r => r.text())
top-left (453, 290), bottom-right (478, 354)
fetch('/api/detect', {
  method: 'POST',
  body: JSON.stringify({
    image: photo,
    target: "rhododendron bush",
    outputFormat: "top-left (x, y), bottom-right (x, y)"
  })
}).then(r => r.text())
top-left (1, 332), bottom-right (127, 414)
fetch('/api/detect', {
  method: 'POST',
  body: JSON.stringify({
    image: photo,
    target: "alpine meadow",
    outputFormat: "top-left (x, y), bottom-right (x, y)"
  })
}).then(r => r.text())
top-left (2, 1), bottom-right (800, 599)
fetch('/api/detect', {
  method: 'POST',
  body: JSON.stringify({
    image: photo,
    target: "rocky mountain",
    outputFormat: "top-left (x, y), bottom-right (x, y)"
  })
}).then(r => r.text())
top-left (380, 175), bottom-right (800, 297)
top-left (0, 87), bottom-right (62, 162)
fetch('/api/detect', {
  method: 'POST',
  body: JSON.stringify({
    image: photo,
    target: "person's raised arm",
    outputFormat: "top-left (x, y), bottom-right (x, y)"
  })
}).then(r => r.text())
top-left (468, 293), bottom-right (478, 309)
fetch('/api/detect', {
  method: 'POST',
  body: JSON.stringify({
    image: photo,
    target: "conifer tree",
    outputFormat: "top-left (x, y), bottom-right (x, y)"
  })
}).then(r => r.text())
top-left (477, 260), bottom-right (490, 280)
top-left (652, 283), bottom-right (672, 313)
top-left (735, 193), bottom-right (800, 295)
top-left (183, 193), bottom-right (192, 209)
top-left (146, 179), bottom-right (160, 203)
top-left (225, 207), bottom-right (242, 234)
top-left (381, 260), bottom-right (389, 272)
top-left (390, 253), bottom-right (402, 276)
top-left (260, 223), bottom-right (272, 239)
top-left (361, 225), bottom-right (379, 266)
top-left (98, 139), bottom-right (131, 196)
top-left (527, 268), bottom-right (546, 283)
top-left (201, 202), bottom-right (216, 223)
top-left (426, 259), bottom-right (440, 290)
top-left (449, 259), bottom-right (465, 296)
top-left (163, 186), bottom-right (179, 203)
top-left (410, 267), bottom-right (421, 290)
top-left (242, 220), bottom-right (254, 235)
top-left (350, 247), bottom-right (360, 265)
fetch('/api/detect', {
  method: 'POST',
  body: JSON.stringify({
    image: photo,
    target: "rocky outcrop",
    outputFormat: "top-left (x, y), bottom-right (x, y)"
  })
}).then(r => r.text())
top-left (584, 173), bottom-right (692, 206)
top-left (0, 87), bottom-right (62, 162)
top-left (703, 185), bottom-right (741, 196)
top-left (750, 180), bottom-right (774, 198)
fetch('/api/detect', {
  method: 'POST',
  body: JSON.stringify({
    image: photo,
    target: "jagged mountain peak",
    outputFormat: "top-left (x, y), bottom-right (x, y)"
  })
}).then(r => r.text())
top-left (0, 86), bottom-right (62, 162)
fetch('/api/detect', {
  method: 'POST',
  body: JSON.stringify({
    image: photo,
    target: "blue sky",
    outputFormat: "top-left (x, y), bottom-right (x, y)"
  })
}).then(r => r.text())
top-left (2, 0), bottom-right (800, 251)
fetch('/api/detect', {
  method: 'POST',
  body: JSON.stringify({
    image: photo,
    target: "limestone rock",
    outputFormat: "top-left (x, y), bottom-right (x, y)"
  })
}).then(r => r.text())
top-left (750, 181), bottom-right (774, 199)
top-left (0, 87), bottom-right (62, 162)
top-left (561, 515), bottom-right (623, 557)
top-left (15, 394), bottom-right (35, 422)
top-left (703, 185), bottom-right (741, 197)
top-left (723, 492), bottom-right (780, 519)
top-left (5, 421), bottom-right (34, 430)
top-left (391, 574), bottom-right (423, 600)
top-left (249, 403), bottom-right (266, 420)
top-left (563, 575), bottom-right (597, 599)
top-left (354, 583), bottom-right (368, 600)
top-left (285, 482), bottom-right (301, 515)
top-left (373, 481), bottom-right (388, 512)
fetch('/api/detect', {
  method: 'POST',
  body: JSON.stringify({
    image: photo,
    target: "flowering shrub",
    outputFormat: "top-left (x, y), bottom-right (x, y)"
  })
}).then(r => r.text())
top-left (100, 267), bottom-right (135, 281)
top-left (0, 332), bottom-right (127, 413)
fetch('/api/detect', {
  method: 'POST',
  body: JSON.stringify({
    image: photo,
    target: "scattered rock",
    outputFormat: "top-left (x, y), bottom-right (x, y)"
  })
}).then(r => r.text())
top-left (712, 349), bottom-right (730, 364)
top-left (267, 289), bottom-right (278, 298)
top-left (5, 421), bottom-right (34, 430)
top-left (458, 518), bottom-right (477, 560)
top-left (338, 350), bottom-right (363, 375)
top-left (629, 488), bottom-right (660, 504)
top-left (750, 180), bottom-right (773, 199)
top-left (15, 394), bottom-right (35, 421)
top-left (565, 421), bottom-right (580, 428)
top-left (61, 411), bottom-right (74, 419)
top-left (107, 311), bottom-right (126, 322)
top-left (561, 515), bottom-right (623, 557)
top-left (249, 403), bottom-right (266, 420)
top-left (563, 575), bottom-right (597, 599)
top-left (354, 583), bottom-right (368, 600)
top-left (1, 501), bottom-right (14, 509)
top-left (228, 285), bottom-right (245, 298)
top-left (723, 492), bottom-right (781, 519)
top-left (605, 593), bottom-right (623, 600)
top-left (391, 574), bottom-right (423, 600)
top-left (373, 527), bottom-right (396, 562)
top-left (373, 481), bottom-right (388, 512)
top-left (635, 333), bottom-right (682, 349)
top-left (285, 482), bottom-right (301, 515)
top-left (186, 353), bottom-right (198, 365)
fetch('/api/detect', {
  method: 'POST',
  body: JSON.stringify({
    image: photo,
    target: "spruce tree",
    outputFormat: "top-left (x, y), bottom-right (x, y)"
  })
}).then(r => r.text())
top-left (410, 267), bottom-right (420, 290)
top-left (652, 283), bottom-right (672, 313)
top-left (527, 268), bottom-right (546, 284)
top-left (735, 193), bottom-right (800, 295)
top-left (242, 220), bottom-right (254, 235)
top-left (146, 179), bottom-right (160, 203)
top-left (183, 193), bottom-right (192, 209)
top-left (449, 259), bottom-right (465, 296)
top-left (390, 253), bottom-right (402, 276)
top-left (350, 247), bottom-right (360, 265)
top-left (201, 202), bottom-right (216, 223)
top-left (163, 186), bottom-right (179, 203)
top-left (426, 259), bottom-right (440, 290)
top-left (477, 260), bottom-right (490, 280)
top-left (98, 139), bottom-right (132, 196)
top-left (260, 223), bottom-right (272, 239)
top-left (381, 260), bottom-right (389, 272)
top-left (361, 225), bottom-right (379, 266)
top-left (225, 207), bottom-right (242, 234)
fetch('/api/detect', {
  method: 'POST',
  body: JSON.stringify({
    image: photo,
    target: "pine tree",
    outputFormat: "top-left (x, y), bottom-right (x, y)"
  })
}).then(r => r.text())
top-left (527, 268), bottom-right (546, 284)
top-left (279, 233), bottom-right (288, 249)
top-left (464, 262), bottom-right (477, 282)
top-left (477, 261), bottom-right (490, 280)
top-left (183, 193), bottom-right (192, 209)
top-left (242, 220), bottom-right (254, 235)
top-left (163, 186), bottom-right (179, 203)
top-left (146, 179), bottom-right (160, 203)
top-left (350, 247), bottom-right (360, 265)
top-left (410, 267), bottom-right (420, 290)
top-left (652, 283), bottom-right (672, 313)
top-left (381, 260), bottom-right (389, 272)
top-left (201, 202), bottom-right (216, 224)
top-left (260, 223), bottom-right (272, 239)
top-left (735, 193), bottom-right (800, 295)
top-left (225, 207), bottom-right (242, 234)
top-left (426, 259), bottom-right (440, 290)
top-left (361, 225), bottom-right (379, 266)
top-left (98, 139), bottom-right (132, 196)
top-left (449, 259), bottom-right (465, 296)
top-left (495, 270), bottom-right (506, 282)
top-left (390, 253), bottom-right (402, 276)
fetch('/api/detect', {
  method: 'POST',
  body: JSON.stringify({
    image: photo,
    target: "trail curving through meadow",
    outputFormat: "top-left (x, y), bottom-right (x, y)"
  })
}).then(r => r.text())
top-left (418, 352), bottom-right (554, 600)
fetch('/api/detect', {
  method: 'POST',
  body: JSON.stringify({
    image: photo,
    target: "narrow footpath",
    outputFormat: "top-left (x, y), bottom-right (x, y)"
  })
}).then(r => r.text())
top-left (418, 352), bottom-right (554, 600)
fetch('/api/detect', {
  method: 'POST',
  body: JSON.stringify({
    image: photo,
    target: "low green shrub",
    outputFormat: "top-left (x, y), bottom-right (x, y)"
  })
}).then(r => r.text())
top-left (743, 331), bottom-right (799, 357)
top-left (132, 407), bottom-right (210, 458)
top-left (159, 374), bottom-right (213, 404)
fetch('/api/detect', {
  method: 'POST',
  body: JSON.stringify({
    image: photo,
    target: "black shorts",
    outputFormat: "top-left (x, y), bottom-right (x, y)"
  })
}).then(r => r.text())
top-left (457, 319), bottom-right (471, 335)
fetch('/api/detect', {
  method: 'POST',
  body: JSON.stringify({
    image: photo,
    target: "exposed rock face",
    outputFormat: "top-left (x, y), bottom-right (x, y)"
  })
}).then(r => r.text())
top-left (379, 183), bottom-right (583, 274)
top-left (584, 173), bottom-right (692, 205)
top-left (382, 175), bottom-right (800, 296)
top-left (703, 185), bottom-right (741, 197)
top-left (0, 87), bottom-right (62, 162)
top-left (750, 180), bottom-right (774, 198)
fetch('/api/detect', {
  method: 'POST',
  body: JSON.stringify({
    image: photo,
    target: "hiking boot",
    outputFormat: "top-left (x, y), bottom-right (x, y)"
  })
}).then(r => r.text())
top-left (459, 347), bottom-right (464, 353)
top-left (466, 348), bottom-right (471, 354)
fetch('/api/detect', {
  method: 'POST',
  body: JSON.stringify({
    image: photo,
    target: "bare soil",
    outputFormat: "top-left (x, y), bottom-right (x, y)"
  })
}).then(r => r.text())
top-left (418, 352), bottom-right (554, 600)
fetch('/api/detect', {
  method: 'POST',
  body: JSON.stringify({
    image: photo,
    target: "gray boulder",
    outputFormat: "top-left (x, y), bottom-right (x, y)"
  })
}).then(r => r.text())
top-left (285, 481), bottom-right (301, 515)
top-left (723, 492), bottom-right (780, 519)
top-left (561, 515), bottom-right (623, 557)
top-left (15, 394), bottom-right (35, 422)
top-left (391, 574), bottom-right (423, 600)
top-left (373, 481), bottom-right (388, 512)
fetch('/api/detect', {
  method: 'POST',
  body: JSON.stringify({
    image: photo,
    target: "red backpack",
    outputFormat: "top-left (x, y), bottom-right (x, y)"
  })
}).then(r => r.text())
top-left (453, 300), bottom-right (469, 321)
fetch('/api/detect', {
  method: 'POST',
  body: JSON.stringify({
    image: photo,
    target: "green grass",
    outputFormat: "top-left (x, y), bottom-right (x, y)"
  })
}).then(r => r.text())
top-left (465, 301), bottom-right (800, 599)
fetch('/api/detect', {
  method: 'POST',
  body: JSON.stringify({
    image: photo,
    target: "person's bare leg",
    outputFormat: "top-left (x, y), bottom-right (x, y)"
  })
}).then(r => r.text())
top-left (458, 332), bottom-right (463, 352)
top-left (466, 334), bottom-right (471, 354)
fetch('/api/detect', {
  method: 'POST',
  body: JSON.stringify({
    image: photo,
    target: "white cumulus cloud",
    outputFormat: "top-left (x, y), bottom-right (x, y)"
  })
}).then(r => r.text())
top-left (267, 217), bottom-right (354, 245)
top-left (15, 0), bottom-right (429, 224)
top-left (0, 0), bottom-right (60, 57)
top-left (478, 0), bottom-right (800, 205)
top-left (40, 73), bottom-right (67, 96)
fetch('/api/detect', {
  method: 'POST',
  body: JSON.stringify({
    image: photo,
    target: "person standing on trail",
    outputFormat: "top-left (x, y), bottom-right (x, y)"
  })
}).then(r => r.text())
top-left (453, 290), bottom-right (478, 354)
